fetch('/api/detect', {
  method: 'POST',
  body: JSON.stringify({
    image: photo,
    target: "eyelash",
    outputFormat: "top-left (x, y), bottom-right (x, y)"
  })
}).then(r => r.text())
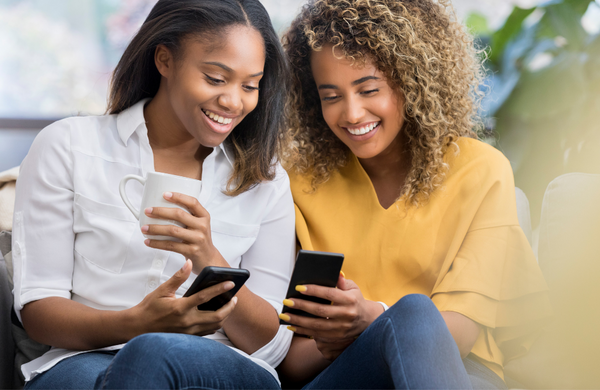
top-left (321, 89), bottom-right (379, 102)
top-left (205, 74), bottom-right (259, 92)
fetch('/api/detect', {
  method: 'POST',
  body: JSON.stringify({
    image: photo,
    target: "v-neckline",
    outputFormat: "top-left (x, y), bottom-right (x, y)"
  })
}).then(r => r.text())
top-left (350, 154), bottom-right (404, 212)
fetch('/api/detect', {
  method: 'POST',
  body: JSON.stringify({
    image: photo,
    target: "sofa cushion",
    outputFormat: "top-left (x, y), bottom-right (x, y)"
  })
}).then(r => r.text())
top-left (504, 173), bottom-right (600, 388)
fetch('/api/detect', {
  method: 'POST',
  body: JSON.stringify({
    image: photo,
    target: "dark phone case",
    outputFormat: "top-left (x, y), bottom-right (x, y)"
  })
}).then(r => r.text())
top-left (280, 250), bottom-right (344, 325)
top-left (183, 266), bottom-right (250, 311)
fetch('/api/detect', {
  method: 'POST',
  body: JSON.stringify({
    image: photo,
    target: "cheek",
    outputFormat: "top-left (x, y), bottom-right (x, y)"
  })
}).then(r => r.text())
top-left (320, 104), bottom-right (338, 130)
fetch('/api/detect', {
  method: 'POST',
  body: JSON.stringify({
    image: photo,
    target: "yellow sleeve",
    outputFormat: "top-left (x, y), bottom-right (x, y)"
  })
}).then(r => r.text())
top-left (431, 143), bottom-right (552, 365)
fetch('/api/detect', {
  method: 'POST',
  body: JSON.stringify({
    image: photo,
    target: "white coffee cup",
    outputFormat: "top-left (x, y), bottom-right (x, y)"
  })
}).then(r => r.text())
top-left (119, 172), bottom-right (202, 241)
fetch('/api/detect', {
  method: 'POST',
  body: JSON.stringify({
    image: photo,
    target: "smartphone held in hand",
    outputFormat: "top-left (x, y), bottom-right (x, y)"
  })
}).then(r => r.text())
top-left (184, 266), bottom-right (250, 311)
top-left (280, 249), bottom-right (344, 325)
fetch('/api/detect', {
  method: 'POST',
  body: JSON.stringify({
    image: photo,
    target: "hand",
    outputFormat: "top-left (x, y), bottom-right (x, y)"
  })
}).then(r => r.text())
top-left (142, 191), bottom-right (227, 273)
top-left (281, 274), bottom-right (384, 359)
top-left (131, 259), bottom-right (237, 336)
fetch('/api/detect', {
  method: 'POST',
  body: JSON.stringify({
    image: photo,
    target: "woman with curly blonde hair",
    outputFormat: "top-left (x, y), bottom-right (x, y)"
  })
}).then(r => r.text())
top-left (276, 0), bottom-right (551, 388)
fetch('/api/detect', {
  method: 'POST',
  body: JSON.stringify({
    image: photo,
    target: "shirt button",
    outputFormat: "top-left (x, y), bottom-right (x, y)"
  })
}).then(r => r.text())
top-left (149, 281), bottom-right (157, 289)
top-left (153, 260), bottom-right (163, 269)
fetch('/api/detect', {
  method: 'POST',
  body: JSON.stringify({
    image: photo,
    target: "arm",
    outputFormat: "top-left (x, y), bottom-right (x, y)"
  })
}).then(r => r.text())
top-left (21, 260), bottom-right (237, 350)
top-left (143, 175), bottom-right (295, 355)
top-left (277, 336), bottom-right (331, 386)
top-left (440, 311), bottom-right (480, 359)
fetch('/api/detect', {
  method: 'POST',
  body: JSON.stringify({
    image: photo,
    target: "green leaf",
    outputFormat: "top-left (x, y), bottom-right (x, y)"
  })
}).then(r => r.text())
top-left (490, 6), bottom-right (537, 65)
top-left (466, 12), bottom-right (491, 36)
top-left (544, 2), bottom-right (589, 49)
top-left (564, 0), bottom-right (595, 15)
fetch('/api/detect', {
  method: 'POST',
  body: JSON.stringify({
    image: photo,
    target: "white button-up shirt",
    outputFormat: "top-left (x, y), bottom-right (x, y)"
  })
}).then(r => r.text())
top-left (12, 99), bottom-right (296, 382)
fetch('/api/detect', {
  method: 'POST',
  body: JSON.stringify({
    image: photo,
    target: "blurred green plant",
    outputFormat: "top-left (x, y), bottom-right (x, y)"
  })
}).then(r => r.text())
top-left (470, 0), bottom-right (600, 226)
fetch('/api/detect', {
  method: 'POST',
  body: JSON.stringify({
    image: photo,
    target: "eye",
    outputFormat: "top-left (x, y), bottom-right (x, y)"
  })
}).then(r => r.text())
top-left (321, 95), bottom-right (340, 102)
top-left (360, 89), bottom-right (379, 96)
top-left (205, 74), bottom-right (225, 85)
top-left (243, 85), bottom-right (260, 92)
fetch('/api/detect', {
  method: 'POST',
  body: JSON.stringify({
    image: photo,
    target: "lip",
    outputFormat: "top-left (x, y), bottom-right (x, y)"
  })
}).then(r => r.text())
top-left (200, 108), bottom-right (237, 134)
top-left (342, 122), bottom-right (380, 141)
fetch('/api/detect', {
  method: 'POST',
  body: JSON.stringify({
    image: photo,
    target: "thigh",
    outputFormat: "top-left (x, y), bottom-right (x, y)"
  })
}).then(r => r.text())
top-left (463, 356), bottom-right (507, 390)
top-left (25, 351), bottom-right (117, 390)
top-left (97, 333), bottom-right (280, 390)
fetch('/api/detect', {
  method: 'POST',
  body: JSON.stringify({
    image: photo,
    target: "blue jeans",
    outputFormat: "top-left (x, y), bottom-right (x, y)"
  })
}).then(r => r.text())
top-left (25, 334), bottom-right (279, 389)
top-left (303, 294), bottom-right (506, 389)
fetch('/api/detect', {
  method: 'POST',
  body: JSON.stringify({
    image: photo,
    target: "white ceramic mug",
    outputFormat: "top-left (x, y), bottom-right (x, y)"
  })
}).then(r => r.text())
top-left (119, 172), bottom-right (202, 241)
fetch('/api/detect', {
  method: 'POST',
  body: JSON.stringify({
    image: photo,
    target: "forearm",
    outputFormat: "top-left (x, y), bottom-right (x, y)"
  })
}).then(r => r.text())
top-left (21, 297), bottom-right (141, 350)
top-left (277, 336), bottom-right (331, 385)
top-left (440, 311), bottom-right (480, 359)
top-left (222, 285), bottom-right (279, 354)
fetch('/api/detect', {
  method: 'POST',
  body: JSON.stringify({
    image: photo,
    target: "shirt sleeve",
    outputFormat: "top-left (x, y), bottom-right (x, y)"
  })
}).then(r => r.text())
top-left (13, 120), bottom-right (75, 322)
top-left (430, 147), bottom-right (552, 364)
top-left (240, 166), bottom-right (296, 368)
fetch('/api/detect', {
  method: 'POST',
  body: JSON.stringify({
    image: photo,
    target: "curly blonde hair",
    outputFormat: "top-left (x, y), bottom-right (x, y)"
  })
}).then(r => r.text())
top-left (282, 0), bottom-right (484, 207)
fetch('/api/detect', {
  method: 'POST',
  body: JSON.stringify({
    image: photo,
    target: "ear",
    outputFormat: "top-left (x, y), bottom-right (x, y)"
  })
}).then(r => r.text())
top-left (154, 44), bottom-right (174, 78)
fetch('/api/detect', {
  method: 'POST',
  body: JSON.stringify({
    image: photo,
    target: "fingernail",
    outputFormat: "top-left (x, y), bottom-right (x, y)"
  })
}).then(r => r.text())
top-left (144, 239), bottom-right (150, 245)
top-left (283, 299), bottom-right (294, 307)
top-left (231, 296), bottom-right (238, 305)
top-left (164, 192), bottom-right (173, 199)
top-left (287, 325), bottom-right (296, 332)
top-left (224, 281), bottom-right (235, 290)
top-left (141, 225), bottom-right (149, 233)
top-left (295, 285), bottom-right (307, 292)
top-left (145, 207), bottom-right (153, 214)
top-left (180, 259), bottom-right (191, 272)
top-left (340, 270), bottom-right (345, 278)
top-left (308, 335), bottom-right (314, 339)
top-left (279, 313), bottom-right (291, 322)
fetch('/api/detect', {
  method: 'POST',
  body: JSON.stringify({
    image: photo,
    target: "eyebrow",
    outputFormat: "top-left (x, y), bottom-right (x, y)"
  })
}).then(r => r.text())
top-left (318, 76), bottom-right (381, 90)
top-left (203, 61), bottom-right (263, 78)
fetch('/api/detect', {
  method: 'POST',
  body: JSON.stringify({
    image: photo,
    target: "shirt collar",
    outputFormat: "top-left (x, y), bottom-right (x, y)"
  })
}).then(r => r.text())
top-left (218, 142), bottom-right (235, 167)
top-left (116, 98), bottom-right (150, 146)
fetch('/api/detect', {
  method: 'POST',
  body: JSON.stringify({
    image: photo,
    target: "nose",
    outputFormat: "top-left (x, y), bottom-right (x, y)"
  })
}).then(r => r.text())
top-left (217, 87), bottom-right (243, 113)
top-left (342, 96), bottom-right (364, 124)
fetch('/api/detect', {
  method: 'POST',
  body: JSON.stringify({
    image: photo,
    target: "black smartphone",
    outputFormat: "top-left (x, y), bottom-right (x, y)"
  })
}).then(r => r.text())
top-left (183, 266), bottom-right (250, 311)
top-left (280, 249), bottom-right (344, 325)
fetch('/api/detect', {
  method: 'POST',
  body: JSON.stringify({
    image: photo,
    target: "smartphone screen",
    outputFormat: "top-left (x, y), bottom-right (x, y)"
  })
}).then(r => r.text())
top-left (183, 266), bottom-right (250, 311)
top-left (280, 249), bottom-right (344, 325)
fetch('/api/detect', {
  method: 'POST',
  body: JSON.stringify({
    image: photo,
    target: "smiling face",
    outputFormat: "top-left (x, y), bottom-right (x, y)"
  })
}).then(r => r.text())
top-left (156, 24), bottom-right (266, 148)
top-left (310, 45), bottom-right (405, 160)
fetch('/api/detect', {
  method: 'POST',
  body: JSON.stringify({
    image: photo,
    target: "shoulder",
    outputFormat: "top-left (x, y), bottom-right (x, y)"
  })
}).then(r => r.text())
top-left (449, 137), bottom-right (514, 181)
top-left (32, 114), bottom-right (117, 150)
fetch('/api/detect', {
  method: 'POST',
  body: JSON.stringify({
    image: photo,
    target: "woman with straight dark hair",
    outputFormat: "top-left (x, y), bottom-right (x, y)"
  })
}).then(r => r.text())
top-left (12, 0), bottom-right (295, 389)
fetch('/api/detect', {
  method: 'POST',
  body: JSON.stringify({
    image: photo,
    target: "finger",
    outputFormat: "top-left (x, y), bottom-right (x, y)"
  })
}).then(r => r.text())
top-left (337, 276), bottom-right (359, 291)
top-left (144, 238), bottom-right (193, 257)
top-left (184, 280), bottom-right (235, 310)
top-left (144, 206), bottom-right (198, 228)
top-left (163, 192), bottom-right (209, 219)
top-left (295, 284), bottom-right (354, 305)
top-left (284, 298), bottom-right (350, 320)
top-left (159, 259), bottom-right (192, 295)
top-left (142, 223), bottom-right (199, 244)
top-left (279, 311), bottom-right (338, 334)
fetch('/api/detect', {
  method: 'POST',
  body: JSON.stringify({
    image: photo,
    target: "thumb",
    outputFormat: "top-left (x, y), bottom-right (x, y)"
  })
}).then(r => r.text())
top-left (337, 273), bottom-right (359, 291)
top-left (162, 259), bottom-right (192, 294)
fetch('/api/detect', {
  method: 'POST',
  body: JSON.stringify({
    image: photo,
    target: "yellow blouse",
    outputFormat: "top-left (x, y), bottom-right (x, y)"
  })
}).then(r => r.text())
top-left (289, 137), bottom-right (552, 379)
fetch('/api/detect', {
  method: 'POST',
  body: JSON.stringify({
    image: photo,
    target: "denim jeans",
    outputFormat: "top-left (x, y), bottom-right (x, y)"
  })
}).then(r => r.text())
top-left (303, 294), bottom-right (506, 390)
top-left (25, 335), bottom-right (279, 390)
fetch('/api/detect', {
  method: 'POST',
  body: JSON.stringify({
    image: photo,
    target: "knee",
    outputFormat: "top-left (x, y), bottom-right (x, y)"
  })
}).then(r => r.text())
top-left (381, 294), bottom-right (447, 336)
top-left (118, 333), bottom-right (190, 363)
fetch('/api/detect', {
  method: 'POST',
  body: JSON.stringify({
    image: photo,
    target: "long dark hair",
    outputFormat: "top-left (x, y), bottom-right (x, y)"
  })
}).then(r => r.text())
top-left (108, 0), bottom-right (289, 195)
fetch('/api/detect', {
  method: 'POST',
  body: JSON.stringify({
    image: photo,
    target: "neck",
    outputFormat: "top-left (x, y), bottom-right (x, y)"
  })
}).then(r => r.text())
top-left (144, 89), bottom-right (212, 161)
top-left (358, 130), bottom-right (411, 182)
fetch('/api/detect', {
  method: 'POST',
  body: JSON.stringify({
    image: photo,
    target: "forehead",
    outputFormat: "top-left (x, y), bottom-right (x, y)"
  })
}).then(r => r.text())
top-left (180, 25), bottom-right (266, 69)
top-left (310, 45), bottom-right (380, 82)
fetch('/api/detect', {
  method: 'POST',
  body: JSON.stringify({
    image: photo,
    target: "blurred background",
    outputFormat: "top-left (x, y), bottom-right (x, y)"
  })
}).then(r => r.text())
top-left (1, 0), bottom-right (599, 228)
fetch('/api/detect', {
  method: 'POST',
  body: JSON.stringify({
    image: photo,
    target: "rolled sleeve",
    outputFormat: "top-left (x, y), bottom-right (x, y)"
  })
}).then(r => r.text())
top-left (13, 121), bottom-right (75, 321)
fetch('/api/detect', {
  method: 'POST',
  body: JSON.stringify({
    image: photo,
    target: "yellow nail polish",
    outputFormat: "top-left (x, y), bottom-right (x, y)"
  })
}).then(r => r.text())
top-left (308, 335), bottom-right (314, 339)
top-left (287, 326), bottom-right (296, 332)
top-left (283, 299), bottom-right (294, 307)
top-left (340, 270), bottom-right (346, 278)
top-left (279, 313), bottom-right (291, 322)
top-left (295, 285), bottom-right (307, 292)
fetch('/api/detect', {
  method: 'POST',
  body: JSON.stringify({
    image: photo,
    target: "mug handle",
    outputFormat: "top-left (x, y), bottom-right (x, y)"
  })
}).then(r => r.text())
top-left (119, 174), bottom-right (146, 220)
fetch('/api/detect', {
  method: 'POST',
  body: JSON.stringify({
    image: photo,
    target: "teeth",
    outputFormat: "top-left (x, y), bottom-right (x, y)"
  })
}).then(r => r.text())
top-left (347, 122), bottom-right (379, 135)
top-left (203, 109), bottom-right (233, 125)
